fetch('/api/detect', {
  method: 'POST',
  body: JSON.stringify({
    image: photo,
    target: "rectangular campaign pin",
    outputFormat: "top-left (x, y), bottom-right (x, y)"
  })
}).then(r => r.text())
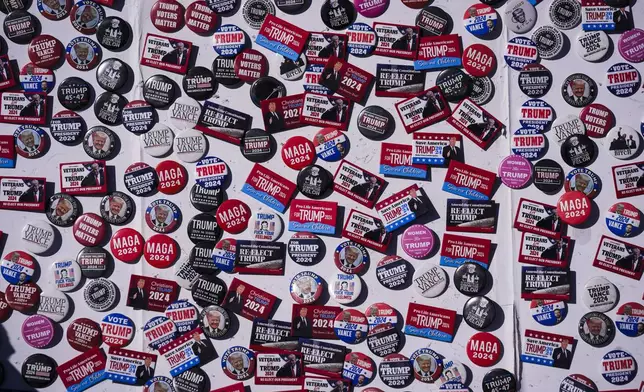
top-left (256, 14), bottom-right (309, 61)
top-left (446, 199), bottom-right (497, 233)
top-left (581, 0), bottom-right (631, 31)
top-left (375, 64), bottom-right (425, 98)
top-left (140, 33), bottom-right (192, 74)
top-left (235, 240), bottom-right (286, 275)
top-left (291, 304), bottom-right (341, 340)
top-left (404, 303), bottom-right (456, 342)
top-left (333, 160), bottom-right (386, 208)
top-left (242, 163), bottom-right (297, 213)
top-left (342, 209), bottom-right (393, 253)
top-left (60, 161), bottom-right (108, 196)
top-left (300, 92), bottom-right (351, 130)
top-left (593, 235), bottom-right (643, 280)
top-left (0, 92), bottom-right (46, 125)
top-left (0, 176), bottom-right (45, 212)
top-left (255, 351), bottom-right (303, 385)
top-left (414, 34), bottom-right (462, 71)
top-left (0, 55), bottom-right (16, 91)
top-left (299, 338), bottom-right (347, 377)
top-left (519, 233), bottom-right (570, 268)
top-left (195, 100), bottom-right (252, 145)
top-left (305, 32), bottom-right (348, 65)
top-left (521, 330), bottom-right (575, 369)
top-left (440, 233), bottom-right (491, 269)
top-left (413, 133), bottom-right (463, 166)
top-left (159, 327), bottom-right (216, 376)
top-left (106, 347), bottom-right (157, 385)
top-left (0, 135), bottom-right (15, 168)
top-left (442, 160), bottom-right (496, 200)
top-left (514, 198), bottom-right (565, 239)
top-left (395, 86), bottom-right (451, 133)
top-left (289, 199), bottom-right (338, 236)
top-left (57, 347), bottom-right (107, 392)
top-left (612, 161), bottom-right (644, 199)
top-left (318, 56), bottom-right (373, 102)
top-left (261, 94), bottom-right (304, 132)
top-left (375, 185), bottom-right (431, 232)
top-left (521, 266), bottom-right (571, 301)
top-left (373, 22), bottom-right (419, 60)
top-left (223, 278), bottom-right (279, 321)
top-left (447, 98), bottom-right (503, 150)
top-left (250, 319), bottom-right (299, 352)
top-left (126, 274), bottom-right (179, 312)
top-left (380, 142), bottom-right (427, 179)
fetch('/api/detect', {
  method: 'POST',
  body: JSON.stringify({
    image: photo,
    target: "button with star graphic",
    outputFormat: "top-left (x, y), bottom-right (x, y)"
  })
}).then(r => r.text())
top-left (28, 35), bottom-right (64, 69)
top-left (190, 241), bottom-right (218, 275)
top-left (606, 63), bottom-right (641, 98)
top-left (151, 0), bottom-right (185, 33)
top-left (144, 315), bottom-right (177, 350)
top-left (14, 125), bottom-right (47, 159)
top-left (582, 276), bottom-right (618, 313)
top-left (96, 16), bottom-right (130, 51)
top-left (83, 278), bottom-right (117, 311)
top-left (124, 162), bottom-right (159, 197)
top-left (70, 0), bottom-right (105, 35)
top-left (100, 313), bottom-right (134, 347)
top-left (519, 63), bottom-right (552, 98)
top-left (288, 232), bottom-right (325, 266)
top-left (76, 247), bottom-right (108, 278)
top-left (601, 350), bottom-right (637, 386)
top-left (499, 155), bottom-right (532, 189)
top-left (410, 348), bottom-right (443, 383)
top-left (1, 250), bottom-right (36, 285)
top-left (83, 126), bottom-right (116, 160)
top-left (329, 272), bottom-right (362, 305)
top-left (241, 129), bottom-right (274, 163)
top-left (560, 375), bottom-right (598, 392)
top-left (195, 156), bottom-right (229, 190)
top-left (578, 311), bottom-right (615, 347)
top-left (454, 262), bottom-right (488, 296)
top-left (347, 22), bottom-right (377, 57)
top-left (122, 100), bottom-right (157, 135)
top-left (564, 168), bottom-right (601, 199)
top-left (66, 318), bottom-right (102, 351)
top-left (379, 353), bottom-right (413, 387)
top-left (463, 296), bottom-right (496, 330)
top-left (6, 282), bottom-right (40, 312)
top-left (110, 228), bottom-right (144, 263)
top-left (321, 0), bottom-right (356, 31)
top-left (297, 164), bottom-right (332, 199)
top-left (334, 241), bottom-right (369, 275)
top-left (165, 300), bottom-right (199, 335)
top-left (369, 325), bottom-right (404, 359)
top-left (144, 74), bottom-right (177, 108)
top-left (504, 0), bottom-right (537, 34)
top-left (146, 199), bottom-right (181, 234)
top-left (531, 26), bottom-right (564, 60)
top-left (376, 255), bottom-right (412, 290)
top-left (212, 24), bottom-right (247, 58)
top-left (531, 299), bottom-right (567, 327)
top-left (190, 184), bottom-right (224, 213)
top-left (463, 4), bottom-right (497, 37)
top-left (156, 160), bottom-right (188, 195)
top-left (100, 191), bottom-right (133, 225)
top-left (357, 106), bottom-right (395, 140)
top-left (334, 308), bottom-right (368, 344)
top-left (413, 264), bottom-right (448, 298)
top-left (467, 332), bottom-right (502, 367)
top-left (291, 271), bottom-right (323, 305)
top-left (615, 302), bottom-right (644, 337)
top-left (483, 369), bottom-right (516, 392)
top-left (50, 111), bottom-right (86, 145)
top-left (504, 37), bottom-right (538, 72)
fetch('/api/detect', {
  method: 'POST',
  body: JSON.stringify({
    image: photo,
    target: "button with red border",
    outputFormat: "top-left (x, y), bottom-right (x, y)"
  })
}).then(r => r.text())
top-left (282, 136), bottom-right (316, 170)
top-left (0, 292), bottom-right (13, 322)
top-left (67, 318), bottom-right (102, 352)
top-left (234, 49), bottom-right (268, 83)
top-left (155, 160), bottom-right (188, 195)
top-left (6, 282), bottom-right (40, 312)
top-left (463, 44), bottom-right (497, 77)
top-left (28, 35), bottom-right (64, 69)
top-left (556, 191), bottom-right (591, 226)
top-left (110, 228), bottom-right (144, 263)
top-left (100, 313), bottom-right (134, 348)
top-left (151, 0), bottom-right (185, 33)
top-left (467, 332), bottom-right (502, 367)
top-left (73, 213), bottom-right (106, 247)
top-left (185, 1), bottom-right (217, 35)
top-left (579, 103), bottom-right (614, 138)
top-left (144, 234), bottom-right (178, 268)
top-left (216, 199), bottom-right (251, 234)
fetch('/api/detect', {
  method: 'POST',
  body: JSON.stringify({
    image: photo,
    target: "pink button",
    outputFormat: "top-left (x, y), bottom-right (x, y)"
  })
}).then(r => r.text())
top-left (401, 224), bottom-right (434, 259)
top-left (354, 0), bottom-right (389, 17)
top-left (22, 314), bottom-right (54, 348)
top-left (618, 28), bottom-right (644, 63)
top-left (499, 155), bottom-right (532, 189)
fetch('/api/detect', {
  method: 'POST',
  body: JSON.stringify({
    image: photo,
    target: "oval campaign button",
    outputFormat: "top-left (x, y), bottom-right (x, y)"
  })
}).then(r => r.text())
top-left (216, 199), bottom-right (251, 234)
top-left (110, 227), bottom-right (144, 263)
top-left (467, 332), bottom-right (502, 367)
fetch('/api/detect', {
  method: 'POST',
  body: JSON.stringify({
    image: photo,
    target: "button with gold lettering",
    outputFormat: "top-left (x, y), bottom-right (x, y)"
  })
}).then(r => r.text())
top-left (110, 227), bottom-right (144, 263)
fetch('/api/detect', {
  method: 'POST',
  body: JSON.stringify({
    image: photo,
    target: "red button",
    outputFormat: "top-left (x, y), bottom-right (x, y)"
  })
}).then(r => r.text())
top-left (579, 103), bottom-right (614, 138)
top-left (151, 0), bottom-right (185, 33)
top-left (28, 35), bottom-right (64, 69)
top-left (185, 0), bottom-right (217, 35)
top-left (144, 234), bottom-right (178, 268)
top-left (67, 318), bottom-right (102, 352)
top-left (467, 332), bottom-right (502, 367)
top-left (557, 191), bottom-right (591, 226)
top-left (216, 199), bottom-right (251, 234)
top-left (155, 160), bottom-right (188, 195)
top-left (73, 213), bottom-right (106, 246)
top-left (6, 282), bottom-right (40, 312)
top-left (0, 291), bottom-right (14, 321)
top-left (282, 136), bottom-right (316, 170)
top-left (234, 49), bottom-right (269, 83)
top-left (110, 228), bottom-right (144, 263)
top-left (463, 44), bottom-right (497, 77)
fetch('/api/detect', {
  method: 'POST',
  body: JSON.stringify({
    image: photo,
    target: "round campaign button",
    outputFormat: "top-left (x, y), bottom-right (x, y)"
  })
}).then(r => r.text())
top-left (288, 232), bottom-right (325, 266)
top-left (192, 274), bottom-right (227, 308)
top-left (0, 292), bottom-right (11, 322)
top-left (438, 359), bottom-right (468, 387)
top-left (329, 272), bottom-right (362, 305)
top-left (66, 37), bottom-right (102, 71)
top-left (273, 0), bottom-right (305, 13)
top-left (6, 282), bottom-right (39, 312)
top-left (532, 26), bottom-right (564, 60)
top-left (101, 312), bottom-right (134, 347)
top-left (96, 58), bottom-right (128, 92)
top-left (402, 0), bottom-right (429, 8)
top-left (463, 4), bottom-right (497, 37)
top-left (49, 259), bottom-right (82, 292)
top-left (579, 312), bottom-right (615, 347)
top-left (84, 126), bottom-right (115, 160)
top-left (297, 164), bottom-right (332, 199)
top-left (21, 354), bottom-right (57, 388)
top-left (454, 262), bottom-right (488, 296)
top-left (368, 325), bottom-right (403, 357)
top-left (583, 276), bottom-right (618, 313)
top-left (561, 134), bottom-right (596, 168)
top-left (562, 73), bottom-right (598, 108)
top-left (73, 213), bottom-right (106, 247)
top-left (401, 225), bottom-right (434, 259)
top-left (183, 66), bottom-right (216, 101)
top-left (282, 136), bottom-right (315, 170)
top-left (50, 111), bottom-right (86, 145)
top-left (519, 99), bottom-right (554, 132)
top-left (124, 162), bottom-right (159, 197)
top-left (156, 160), bottom-right (188, 195)
top-left (200, 305), bottom-right (230, 339)
top-left (549, 0), bottom-right (581, 30)
top-left (565, 168), bottom-right (601, 199)
top-left (216, 199), bottom-right (250, 235)
top-left (170, 96), bottom-right (202, 131)
top-left (188, 213), bottom-right (222, 243)
top-left (601, 350), bottom-right (637, 385)
top-left (470, 76), bottom-right (494, 105)
top-left (437, 68), bottom-right (472, 103)
top-left (175, 129), bottom-right (207, 163)
top-left (195, 156), bottom-right (228, 189)
top-left (3, 10), bottom-right (38, 44)
top-left (70, 0), bottom-right (104, 34)
top-left (164, 301), bottom-right (199, 336)
top-left (411, 348), bottom-right (443, 383)
top-left (222, 346), bottom-right (255, 381)
top-left (357, 106), bottom-right (395, 140)
top-left (146, 199), bottom-right (180, 234)
top-left (274, 53), bottom-right (307, 81)
top-left (28, 35), bottom-right (64, 69)
top-left (343, 352), bottom-right (375, 387)
top-left (378, 353), bottom-right (412, 387)
top-left (250, 76), bottom-right (286, 107)
top-left (38, 0), bottom-right (72, 20)
top-left (519, 63), bottom-right (553, 98)
top-left (122, 100), bottom-right (157, 135)
top-left (483, 369), bottom-right (516, 392)
top-left (557, 191), bottom-right (591, 226)
top-left (185, 1), bottom-right (217, 35)
top-left (321, 0), bottom-right (356, 30)
top-left (467, 332), bottom-right (502, 367)
top-left (615, 302), bottom-right (644, 337)
top-left (464, 296), bottom-right (496, 330)
top-left (142, 124), bottom-right (174, 157)
top-left (576, 31), bottom-right (610, 62)
top-left (21, 221), bottom-right (55, 255)
top-left (365, 302), bottom-right (398, 329)
top-left (580, 104), bottom-right (614, 138)
top-left (1, 251), bottom-right (36, 285)
top-left (504, 37), bottom-right (538, 72)
top-left (174, 368), bottom-right (208, 392)
top-left (144, 75), bottom-right (177, 108)
top-left (20, 63), bottom-right (54, 93)
top-left (0, 0), bottom-right (25, 13)
top-left (334, 241), bottom-right (369, 275)
top-left (413, 263), bottom-right (448, 298)
top-left (95, 92), bottom-right (127, 126)
top-left (619, 28), bottom-right (644, 63)
top-left (353, 0), bottom-right (388, 17)
top-left (606, 63), bottom-right (641, 98)
top-left (241, 129), bottom-right (274, 162)
top-left (512, 128), bottom-right (546, 161)
top-left (206, 0), bottom-right (240, 16)
top-left (212, 238), bottom-right (236, 272)
top-left (190, 241), bottom-right (218, 275)
top-left (313, 128), bottom-right (348, 162)
top-left (96, 16), bottom-right (130, 51)
top-left (190, 184), bottom-right (223, 213)
top-left (499, 155), bottom-right (532, 189)
top-left (463, 44), bottom-right (496, 78)
top-left (110, 227), bottom-right (144, 263)
top-left (505, 0), bottom-right (537, 34)
top-left (83, 278), bottom-right (117, 311)
top-left (234, 49), bottom-right (268, 83)
top-left (560, 374), bottom-right (598, 392)
top-left (347, 22), bottom-right (377, 57)
top-left (76, 246), bottom-right (108, 278)
top-left (334, 309), bottom-right (368, 344)
top-left (248, 210), bottom-right (282, 241)
top-left (212, 24), bottom-right (246, 58)
top-left (376, 255), bottom-right (412, 290)
top-left (145, 234), bottom-right (178, 268)
top-left (552, 115), bottom-right (586, 146)
top-left (100, 191), bottom-right (134, 226)
top-left (67, 318), bottom-right (102, 351)
top-left (242, 0), bottom-right (273, 29)
top-left (58, 76), bottom-right (93, 111)
top-left (14, 126), bottom-right (47, 159)
top-left (531, 299), bottom-right (567, 326)
top-left (290, 271), bottom-right (323, 304)
top-left (144, 316), bottom-right (177, 350)
top-left (151, 0), bottom-right (184, 33)
top-left (606, 202), bottom-right (640, 237)
top-left (416, 6), bottom-right (450, 36)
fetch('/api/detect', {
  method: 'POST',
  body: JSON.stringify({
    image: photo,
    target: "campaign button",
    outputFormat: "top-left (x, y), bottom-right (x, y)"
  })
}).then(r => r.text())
top-left (190, 184), bottom-right (223, 213)
top-left (248, 210), bottom-right (282, 241)
top-left (122, 100), bottom-right (158, 135)
top-left (402, 0), bottom-right (429, 8)
top-left (499, 155), bottom-right (532, 189)
top-left (46, 193), bottom-right (81, 228)
top-left (151, 0), bottom-right (184, 33)
top-left (22, 314), bottom-right (54, 348)
top-left (504, 37), bottom-right (538, 71)
top-left (615, 302), bottom-right (644, 337)
top-left (470, 76), bottom-right (494, 105)
top-left (38, 0), bottom-right (72, 20)
top-left (96, 58), bottom-right (128, 92)
top-left (234, 49), bottom-right (268, 83)
top-left (376, 255), bottom-right (412, 290)
top-left (144, 74), bottom-right (177, 108)
top-left (274, 0), bottom-right (306, 13)
top-left (355, 0), bottom-right (388, 17)
top-left (463, 4), bottom-right (497, 37)
top-left (3, 10), bottom-right (38, 44)
top-left (560, 374), bottom-right (598, 392)
top-left (483, 368), bottom-right (516, 392)
top-left (6, 282), bottom-right (39, 312)
top-left (467, 332), bottom-right (502, 367)
top-left (144, 234), bottom-right (178, 268)
top-left (183, 66), bottom-right (216, 101)
top-left (187, 213), bottom-right (222, 243)
top-left (580, 104), bottom-right (614, 138)
top-left (241, 128), bottom-right (274, 162)
top-left (166, 300), bottom-right (199, 334)
top-left (76, 246), bottom-right (108, 278)
top-left (607, 125), bottom-right (641, 161)
top-left (519, 63), bottom-right (552, 98)
top-left (505, 0), bottom-right (537, 34)
top-left (142, 124), bottom-right (174, 158)
top-left (28, 35), bottom-right (64, 69)
top-left (291, 271), bottom-right (323, 304)
top-left (110, 228), bottom-right (144, 263)
top-left (334, 308), bottom-right (368, 344)
top-left (175, 129), bottom-right (207, 163)
top-left (600, 350), bottom-right (637, 385)
top-left (146, 199), bottom-right (180, 234)
top-left (606, 202), bottom-right (641, 237)
top-left (49, 259), bottom-right (81, 292)
top-left (282, 136), bottom-right (315, 170)
top-left (437, 359), bottom-right (468, 387)
top-left (185, 1), bottom-right (217, 35)
top-left (297, 164), bottom-right (332, 199)
top-left (250, 76), bottom-right (285, 107)
top-left (415, 6), bottom-right (450, 36)
top-left (66, 37), bottom-right (102, 71)
top-left (101, 313), bottom-right (134, 348)
top-left (463, 296), bottom-right (496, 330)
top-left (212, 24), bottom-right (247, 58)
top-left (454, 262), bottom-right (488, 296)
top-left (410, 348), bottom-right (443, 383)
top-left (221, 346), bottom-right (255, 380)
top-left (58, 77), bottom-right (93, 111)
top-left (532, 25), bottom-right (564, 60)
top-left (84, 126), bottom-right (116, 160)
top-left (67, 317), bottom-right (102, 351)
top-left (288, 232), bottom-right (325, 266)
top-left (190, 241), bottom-right (218, 275)
top-left (100, 191), bottom-right (134, 226)
top-left (329, 272), bottom-right (362, 305)
top-left (273, 53), bottom-right (307, 81)
top-left (549, 0), bottom-right (581, 30)
top-left (583, 276), bottom-right (618, 313)
top-left (0, 292), bottom-right (11, 322)
top-left (436, 68), bottom-right (472, 103)
top-left (96, 16), bottom-right (130, 51)
top-left (357, 106), bottom-right (395, 140)
top-left (520, 99), bottom-right (554, 132)
top-left (578, 311), bottom-right (615, 347)
top-left (365, 302), bottom-right (398, 330)
top-left (552, 115), bottom-right (585, 146)
top-left (378, 353), bottom-right (412, 387)
top-left (50, 111), bottom-right (86, 146)
top-left (21, 354), bottom-right (57, 388)
top-left (560, 134), bottom-right (596, 168)
top-left (401, 225), bottom-right (434, 259)
top-left (618, 28), bottom-right (644, 63)
top-left (174, 368), bottom-right (209, 390)
top-left (83, 277), bottom-right (117, 311)
top-left (561, 73), bottom-right (598, 108)
top-left (530, 299), bottom-right (567, 326)
top-left (556, 191), bottom-right (590, 226)
top-left (242, 0), bottom-right (274, 29)
top-left (195, 156), bottom-right (228, 189)
top-left (144, 315), bottom-right (177, 350)
top-left (576, 30), bottom-right (610, 62)
top-left (334, 241), bottom-right (369, 275)
top-left (606, 63), bottom-right (641, 98)
top-left (124, 162), bottom-right (159, 197)
top-left (213, 238), bottom-right (236, 272)
top-left (346, 22), bottom-right (377, 57)
top-left (156, 160), bottom-right (188, 195)
top-left (21, 221), bottom-right (55, 255)
top-left (14, 125), bottom-right (47, 160)
top-left (564, 168), bottom-right (600, 199)
top-left (463, 44), bottom-right (496, 78)
top-left (413, 264), bottom-right (448, 298)
top-left (216, 199), bottom-right (251, 234)
top-left (0, 0), bottom-right (25, 13)
top-left (69, 0), bottom-right (104, 34)
top-left (200, 304), bottom-right (230, 338)
top-left (321, 0), bottom-right (356, 30)
top-left (73, 213), bottom-right (106, 247)
top-left (313, 128), bottom-right (348, 162)
top-left (1, 250), bottom-right (36, 285)
top-left (512, 128), bottom-right (546, 161)
top-left (369, 326), bottom-right (403, 358)
top-left (94, 92), bottom-right (127, 126)
top-left (174, 255), bottom-right (200, 289)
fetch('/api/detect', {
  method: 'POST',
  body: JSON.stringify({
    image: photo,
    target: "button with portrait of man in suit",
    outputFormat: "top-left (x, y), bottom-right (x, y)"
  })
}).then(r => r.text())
top-left (70, 0), bottom-right (105, 35)
top-left (3, 10), bottom-right (38, 44)
top-left (14, 125), bottom-right (47, 159)
top-left (578, 311), bottom-right (615, 347)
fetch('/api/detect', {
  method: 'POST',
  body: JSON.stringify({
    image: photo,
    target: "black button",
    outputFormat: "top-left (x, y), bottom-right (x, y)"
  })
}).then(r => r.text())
top-left (3, 10), bottom-right (38, 44)
top-left (96, 58), bottom-right (128, 92)
top-left (21, 354), bottom-right (57, 388)
top-left (58, 77), bottom-right (94, 111)
top-left (84, 126), bottom-right (117, 160)
top-left (94, 91), bottom-right (127, 126)
top-left (470, 76), bottom-right (495, 105)
top-left (46, 193), bottom-right (81, 227)
top-left (436, 68), bottom-right (473, 103)
top-left (190, 241), bottom-right (219, 275)
top-left (187, 213), bottom-right (222, 244)
top-left (533, 159), bottom-right (564, 194)
top-left (100, 191), bottom-right (134, 225)
top-left (561, 134), bottom-right (596, 168)
top-left (288, 232), bottom-right (325, 266)
top-left (321, 0), bottom-right (356, 30)
top-left (376, 256), bottom-right (412, 290)
top-left (454, 262), bottom-right (488, 295)
top-left (416, 6), bottom-right (451, 36)
top-left (190, 184), bottom-right (225, 213)
top-left (297, 164), bottom-right (332, 199)
top-left (578, 311), bottom-right (615, 347)
top-left (144, 74), bottom-right (177, 108)
top-left (191, 274), bottom-right (227, 308)
top-left (240, 128), bottom-right (275, 162)
top-left (122, 100), bottom-right (158, 135)
top-left (250, 76), bottom-right (286, 107)
top-left (96, 16), bottom-right (130, 51)
top-left (519, 63), bottom-right (553, 98)
top-left (483, 368), bottom-right (517, 392)
top-left (212, 55), bottom-right (241, 86)
top-left (124, 162), bottom-right (159, 197)
top-left (183, 66), bottom-right (217, 101)
top-left (463, 296), bottom-right (496, 330)
top-left (275, 0), bottom-right (306, 14)
top-left (357, 106), bottom-right (395, 140)
top-left (174, 367), bottom-right (210, 392)
top-left (206, 0), bottom-right (240, 17)
top-left (50, 110), bottom-right (86, 146)
top-left (77, 246), bottom-right (109, 278)
top-left (367, 323), bottom-right (403, 357)
top-left (0, 0), bottom-right (26, 14)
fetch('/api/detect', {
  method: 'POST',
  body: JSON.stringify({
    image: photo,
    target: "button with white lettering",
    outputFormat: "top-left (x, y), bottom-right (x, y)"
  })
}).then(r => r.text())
top-left (21, 354), bottom-right (57, 388)
top-left (216, 199), bottom-right (251, 234)
top-left (334, 241), bottom-right (369, 275)
top-left (73, 213), bottom-right (106, 247)
top-left (142, 124), bottom-right (174, 158)
top-left (329, 272), bottom-right (362, 304)
top-left (288, 232), bottom-right (324, 265)
top-left (618, 28), bottom-right (644, 63)
top-left (206, 0), bottom-right (240, 16)
top-left (67, 317), bottom-right (102, 351)
top-left (190, 241), bottom-right (218, 275)
top-left (151, 0), bottom-right (184, 33)
top-left (14, 125), bottom-right (47, 160)
top-left (250, 76), bottom-right (285, 107)
top-left (560, 374), bottom-right (598, 392)
top-left (531, 299), bottom-right (567, 326)
top-left (463, 44), bottom-right (496, 78)
top-left (0, 0), bottom-right (25, 13)
top-left (122, 100), bottom-right (158, 135)
top-left (565, 168), bottom-right (600, 199)
top-left (38, 0), bottom-right (72, 20)
top-left (467, 332), bottom-right (502, 367)
top-left (66, 37), bottom-right (102, 71)
top-left (28, 35), bottom-right (64, 69)
top-left (321, 0), bottom-right (356, 30)
top-left (183, 66), bottom-right (216, 101)
top-left (143, 315), bottom-right (177, 350)
top-left (416, 6), bottom-right (450, 36)
top-left (51, 111), bottom-right (86, 146)
top-left (512, 128), bottom-right (546, 161)
top-left (212, 24), bottom-right (246, 58)
top-left (185, 1), bottom-right (217, 35)
top-left (6, 282), bottom-right (39, 312)
top-left (576, 31), bottom-right (610, 62)
top-left (222, 346), bottom-right (255, 381)
top-left (376, 255), bottom-right (412, 290)
top-left (454, 262), bottom-right (487, 296)
top-left (297, 164), bottom-right (332, 199)
top-left (95, 92), bottom-right (127, 126)
top-left (616, 302), bottom-right (644, 337)
top-left (156, 160), bottom-right (188, 195)
top-left (354, 0), bottom-right (388, 17)
top-left (557, 191), bottom-right (591, 226)
top-left (291, 271), bottom-right (323, 304)
top-left (314, 128), bottom-right (348, 162)
top-left (21, 221), bottom-right (55, 255)
top-left (3, 10), bottom-right (38, 44)
top-left (0, 292), bottom-right (11, 322)
top-left (378, 353), bottom-right (412, 387)
top-left (188, 213), bottom-right (222, 243)
top-left (101, 313), bottom-right (134, 347)
top-left (274, 53), bottom-right (307, 81)
top-left (436, 68), bottom-right (472, 103)
top-left (504, 37), bottom-right (538, 71)
top-left (357, 106), bottom-right (395, 140)
top-left (49, 259), bottom-right (81, 292)
top-left (606, 202), bottom-right (640, 237)
top-left (70, 0), bottom-right (105, 34)
top-left (583, 276), bottom-right (618, 313)
top-left (96, 58), bottom-right (128, 92)
top-left (242, 0), bottom-right (274, 29)
top-left (241, 128), bottom-right (274, 162)
top-left (606, 63), bottom-right (641, 98)
top-left (562, 73), bottom-right (597, 108)
top-left (283, 136), bottom-right (315, 170)
top-left (83, 277), bottom-right (117, 311)
top-left (58, 77), bottom-right (93, 111)
top-left (100, 191), bottom-right (133, 226)
top-left (499, 155), bottom-right (532, 189)
top-left (234, 49), bottom-right (268, 83)
top-left (124, 162), bottom-right (159, 197)
top-left (532, 26), bottom-right (564, 60)
top-left (413, 263), bottom-right (447, 298)
top-left (561, 134), bottom-right (596, 168)
top-left (175, 129), bottom-right (207, 163)
top-left (463, 4), bottom-right (497, 37)
top-left (483, 369), bottom-right (516, 392)
top-left (578, 311), bottom-right (615, 347)
top-left (410, 348), bottom-right (443, 383)
top-left (146, 199), bottom-right (180, 234)
top-left (505, 0), bottom-right (537, 34)
top-left (96, 16), bottom-right (130, 51)
top-left (601, 350), bottom-right (637, 385)
top-left (343, 352), bottom-right (375, 387)
top-left (166, 300), bottom-right (199, 334)
top-left (365, 302), bottom-right (398, 329)
top-left (200, 304), bottom-right (230, 338)
top-left (144, 74), bottom-right (177, 108)
top-left (470, 76), bottom-right (494, 105)
top-left (84, 126), bottom-right (115, 160)
top-left (401, 225), bottom-right (434, 259)
top-left (520, 99), bottom-right (553, 132)
top-left (2, 251), bottom-right (36, 285)
top-left (145, 234), bottom-right (178, 268)
top-left (519, 63), bottom-right (552, 98)
top-left (334, 309), bottom-right (368, 344)
top-left (368, 324), bottom-right (403, 358)
top-left (174, 368), bottom-right (208, 391)
top-left (580, 104), bottom-right (614, 138)
top-left (190, 184), bottom-right (223, 213)
top-left (213, 238), bottom-right (236, 272)
top-left (195, 156), bottom-right (229, 190)
top-left (347, 22), bottom-right (376, 57)
top-left (249, 210), bottom-right (282, 241)
top-left (273, 0), bottom-right (305, 13)
top-left (76, 246), bottom-right (108, 278)
top-left (402, 0), bottom-right (429, 8)
top-left (464, 296), bottom-right (496, 330)
top-left (549, 0), bottom-right (581, 30)
top-left (110, 227), bottom-right (144, 263)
